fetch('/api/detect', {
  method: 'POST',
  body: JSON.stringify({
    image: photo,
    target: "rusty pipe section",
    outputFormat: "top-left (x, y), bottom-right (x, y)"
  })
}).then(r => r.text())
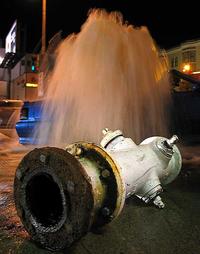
top-left (14, 144), bottom-right (125, 251)
top-left (14, 130), bottom-right (182, 251)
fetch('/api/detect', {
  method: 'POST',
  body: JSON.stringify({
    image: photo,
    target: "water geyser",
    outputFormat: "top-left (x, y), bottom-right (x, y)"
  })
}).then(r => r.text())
top-left (35, 9), bottom-right (170, 146)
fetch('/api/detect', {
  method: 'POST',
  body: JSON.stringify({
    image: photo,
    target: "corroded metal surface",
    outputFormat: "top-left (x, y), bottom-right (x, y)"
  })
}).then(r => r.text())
top-left (13, 142), bottom-right (127, 250)
top-left (66, 142), bottom-right (126, 225)
top-left (14, 147), bottom-right (94, 251)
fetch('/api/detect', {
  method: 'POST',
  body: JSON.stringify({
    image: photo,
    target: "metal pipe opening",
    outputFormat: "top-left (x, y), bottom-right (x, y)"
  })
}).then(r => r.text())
top-left (25, 173), bottom-right (64, 227)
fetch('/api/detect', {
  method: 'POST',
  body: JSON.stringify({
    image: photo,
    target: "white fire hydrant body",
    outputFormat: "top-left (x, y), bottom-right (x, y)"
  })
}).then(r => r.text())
top-left (100, 130), bottom-right (182, 208)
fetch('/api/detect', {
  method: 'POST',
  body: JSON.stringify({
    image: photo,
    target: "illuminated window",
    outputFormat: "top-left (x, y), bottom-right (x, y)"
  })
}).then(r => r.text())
top-left (182, 50), bottom-right (196, 63)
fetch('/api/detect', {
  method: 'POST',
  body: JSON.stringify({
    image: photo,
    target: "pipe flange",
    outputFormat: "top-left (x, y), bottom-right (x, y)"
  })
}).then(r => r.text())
top-left (14, 147), bottom-right (94, 251)
top-left (68, 142), bottom-right (126, 226)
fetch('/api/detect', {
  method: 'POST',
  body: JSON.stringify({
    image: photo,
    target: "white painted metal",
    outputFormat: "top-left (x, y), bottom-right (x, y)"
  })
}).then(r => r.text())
top-left (100, 129), bottom-right (182, 208)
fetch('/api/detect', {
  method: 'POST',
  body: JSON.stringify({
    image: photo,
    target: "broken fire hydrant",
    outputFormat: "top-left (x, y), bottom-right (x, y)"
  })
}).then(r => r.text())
top-left (14, 129), bottom-right (182, 250)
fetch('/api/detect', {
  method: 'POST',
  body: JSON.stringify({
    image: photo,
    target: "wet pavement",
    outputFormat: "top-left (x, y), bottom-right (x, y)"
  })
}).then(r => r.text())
top-left (0, 136), bottom-right (200, 254)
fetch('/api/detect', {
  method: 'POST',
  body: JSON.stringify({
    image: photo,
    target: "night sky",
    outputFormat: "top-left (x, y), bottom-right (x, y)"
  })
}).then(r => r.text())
top-left (1, 0), bottom-right (200, 52)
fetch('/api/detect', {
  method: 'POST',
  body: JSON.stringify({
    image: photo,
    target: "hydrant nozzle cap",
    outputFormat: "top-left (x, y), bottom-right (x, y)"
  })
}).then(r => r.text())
top-left (100, 129), bottom-right (123, 148)
top-left (166, 135), bottom-right (179, 148)
top-left (102, 128), bottom-right (109, 135)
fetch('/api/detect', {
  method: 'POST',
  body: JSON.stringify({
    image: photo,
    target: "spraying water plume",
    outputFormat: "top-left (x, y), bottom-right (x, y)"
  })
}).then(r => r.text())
top-left (36, 9), bottom-right (170, 146)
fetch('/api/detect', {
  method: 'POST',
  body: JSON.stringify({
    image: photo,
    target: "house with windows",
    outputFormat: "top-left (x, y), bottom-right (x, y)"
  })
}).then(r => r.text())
top-left (166, 39), bottom-right (200, 79)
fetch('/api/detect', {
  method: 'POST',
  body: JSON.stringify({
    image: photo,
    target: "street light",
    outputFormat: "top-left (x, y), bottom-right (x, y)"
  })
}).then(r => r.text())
top-left (182, 63), bottom-right (191, 73)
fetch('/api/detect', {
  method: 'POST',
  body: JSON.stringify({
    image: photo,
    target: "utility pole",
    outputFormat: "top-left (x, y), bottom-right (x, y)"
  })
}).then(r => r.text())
top-left (39, 0), bottom-right (46, 98)
top-left (41, 0), bottom-right (46, 55)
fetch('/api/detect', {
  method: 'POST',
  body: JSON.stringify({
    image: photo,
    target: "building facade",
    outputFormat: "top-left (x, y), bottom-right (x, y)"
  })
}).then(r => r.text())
top-left (0, 53), bottom-right (39, 100)
top-left (11, 54), bottom-right (39, 100)
top-left (166, 39), bottom-right (200, 78)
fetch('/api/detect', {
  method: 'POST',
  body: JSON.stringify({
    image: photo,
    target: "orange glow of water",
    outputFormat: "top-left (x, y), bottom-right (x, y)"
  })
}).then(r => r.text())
top-left (36, 9), bottom-right (171, 146)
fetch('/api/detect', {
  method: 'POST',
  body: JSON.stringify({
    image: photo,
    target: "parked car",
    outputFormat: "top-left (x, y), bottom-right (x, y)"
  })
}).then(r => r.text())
top-left (15, 100), bottom-right (43, 144)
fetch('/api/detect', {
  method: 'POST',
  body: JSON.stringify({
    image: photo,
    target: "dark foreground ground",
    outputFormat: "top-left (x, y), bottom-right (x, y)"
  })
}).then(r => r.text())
top-left (0, 138), bottom-right (200, 254)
